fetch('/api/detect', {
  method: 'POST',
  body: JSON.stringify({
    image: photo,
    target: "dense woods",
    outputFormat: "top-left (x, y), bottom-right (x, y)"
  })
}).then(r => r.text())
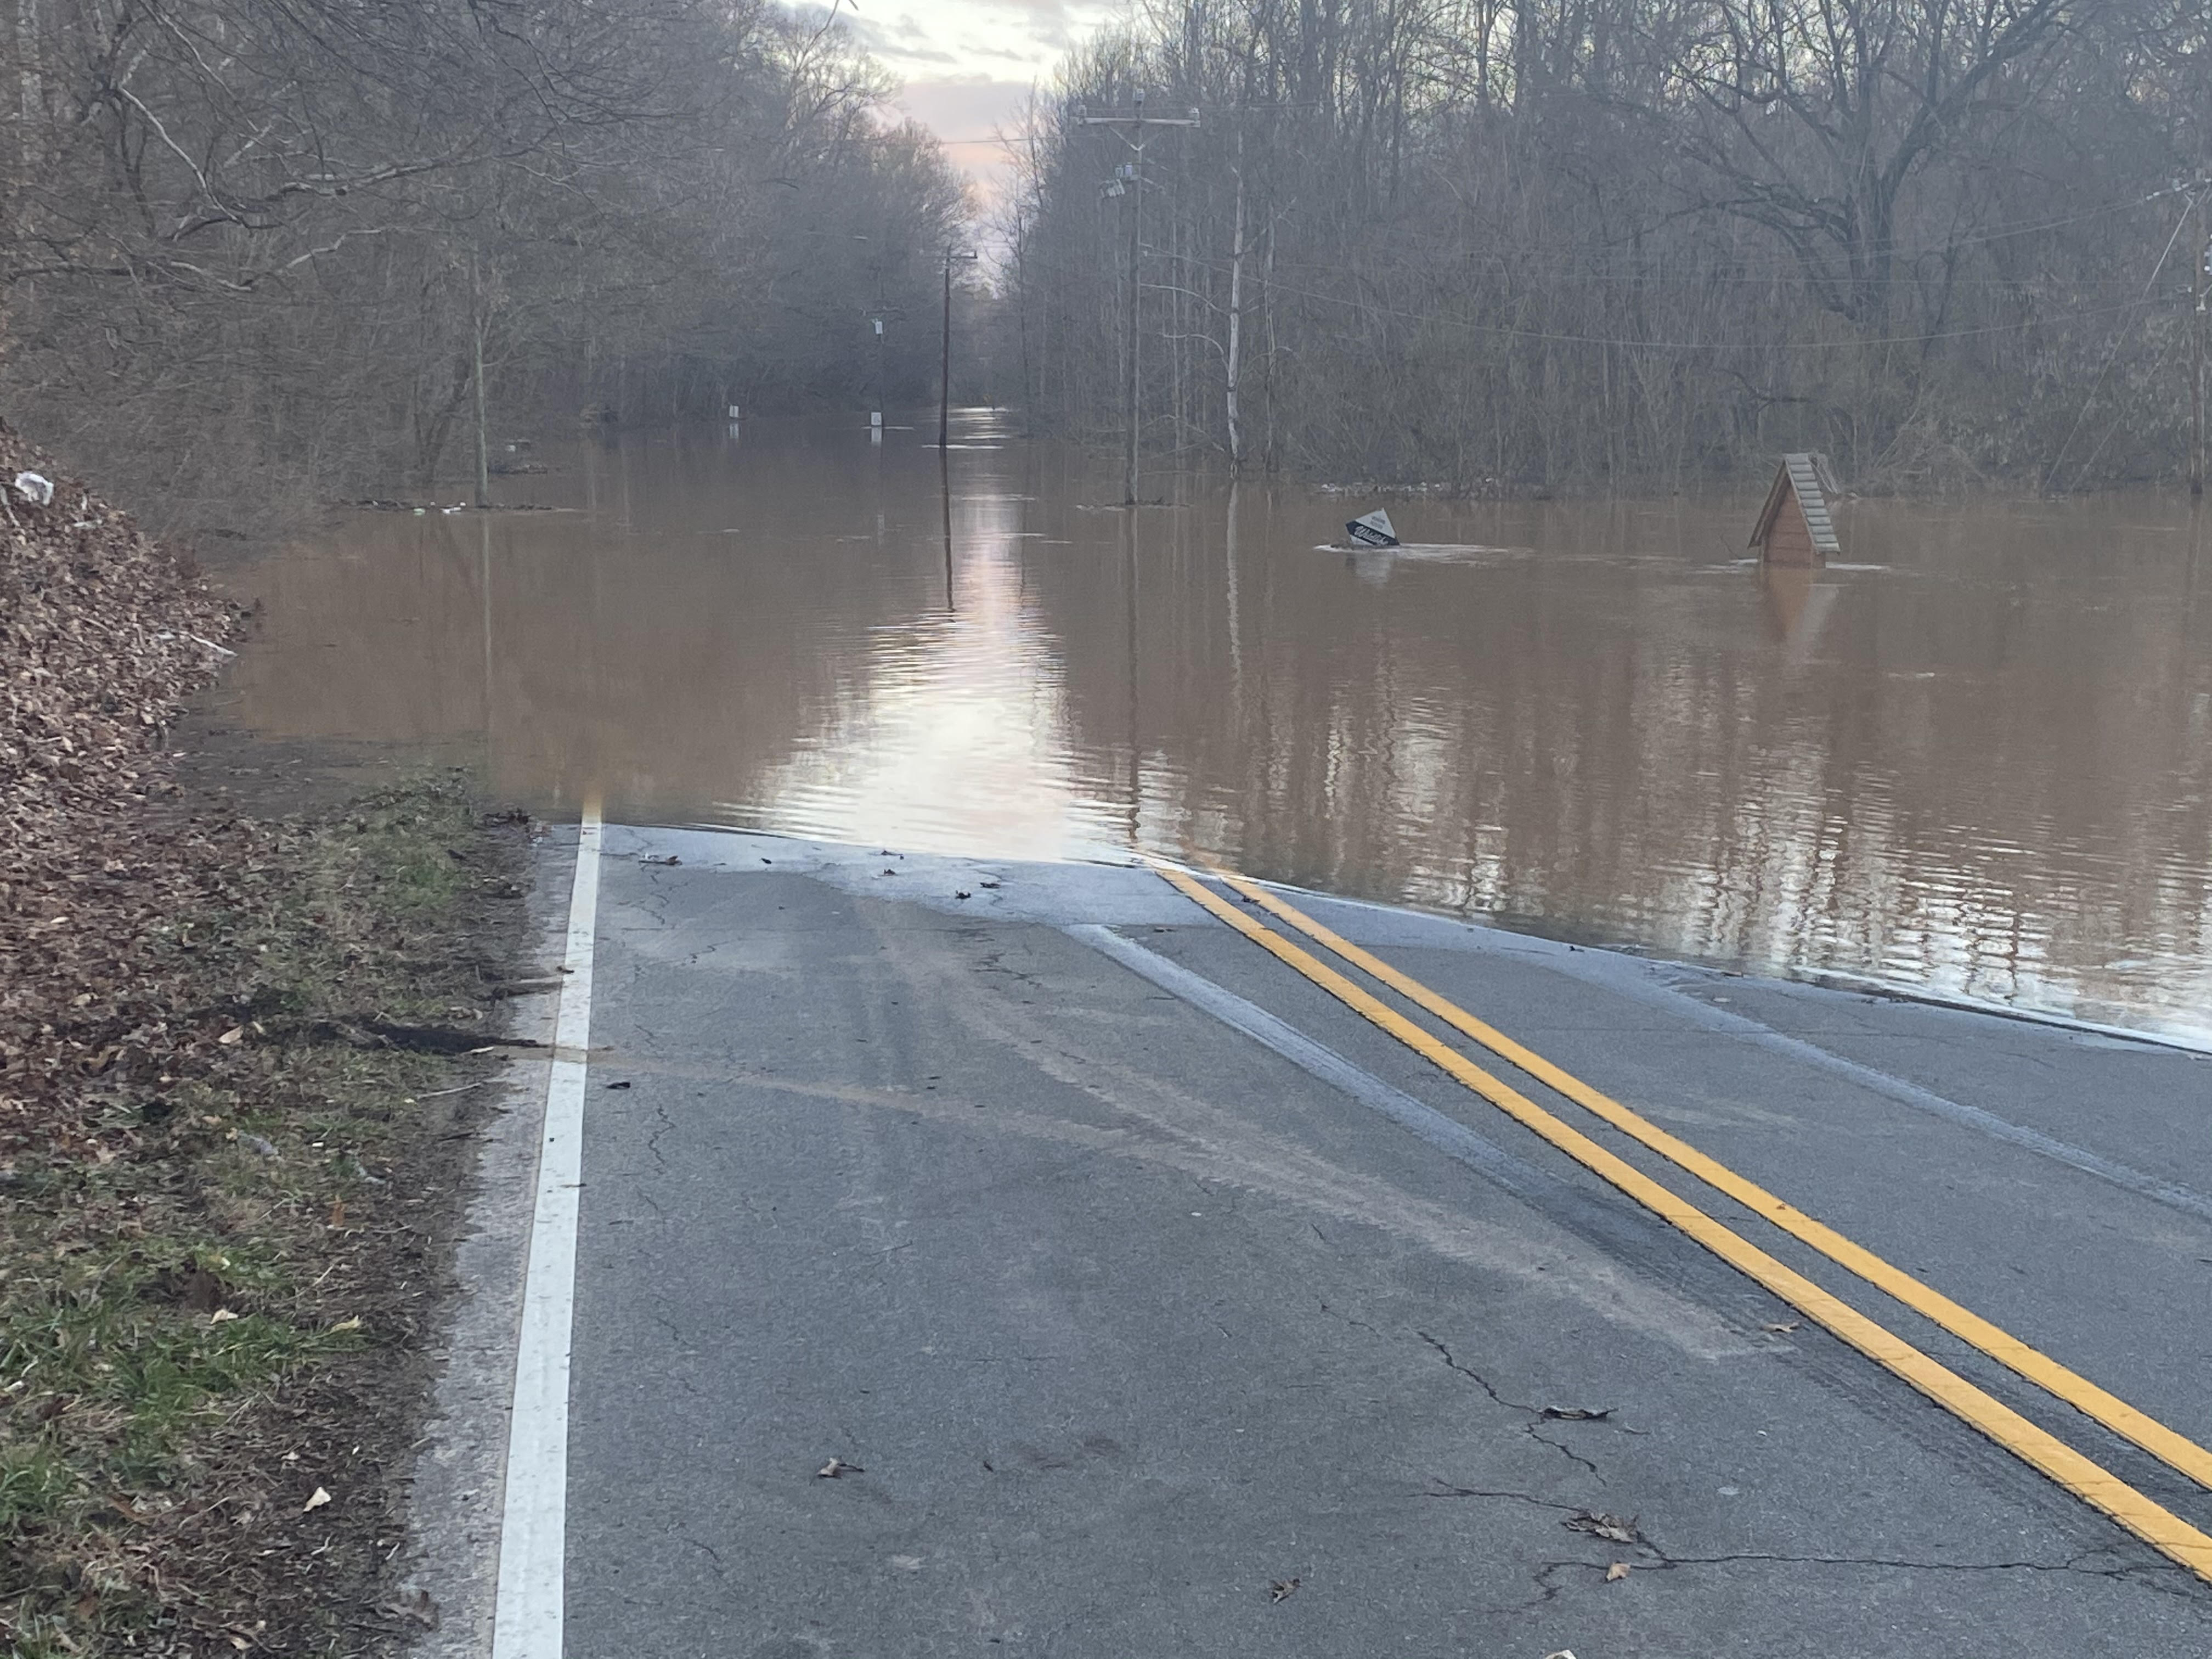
top-left (0, 0), bottom-right (967, 525)
top-left (7, 0), bottom-right (2208, 509)
top-left (1005, 0), bottom-right (2212, 491)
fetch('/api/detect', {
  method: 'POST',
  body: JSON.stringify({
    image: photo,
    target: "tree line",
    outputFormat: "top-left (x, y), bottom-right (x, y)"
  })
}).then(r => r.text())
top-left (0, 0), bottom-right (967, 525)
top-left (1002, 0), bottom-right (2212, 492)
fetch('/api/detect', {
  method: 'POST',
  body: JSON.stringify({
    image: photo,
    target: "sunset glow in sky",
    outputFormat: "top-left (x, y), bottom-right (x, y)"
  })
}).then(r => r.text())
top-left (848, 1), bottom-right (1124, 196)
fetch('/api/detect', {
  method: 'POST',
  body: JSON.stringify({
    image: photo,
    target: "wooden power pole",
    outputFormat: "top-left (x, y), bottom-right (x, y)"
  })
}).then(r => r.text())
top-left (1076, 92), bottom-right (1199, 504)
top-left (471, 253), bottom-right (491, 510)
top-left (2193, 181), bottom-right (2208, 499)
top-left (939, 247), bottom-right (978, 450)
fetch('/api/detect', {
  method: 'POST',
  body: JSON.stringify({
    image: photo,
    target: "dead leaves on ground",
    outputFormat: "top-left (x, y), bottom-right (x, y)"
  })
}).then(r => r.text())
top-left (1564, 1509), bottom-right (1641, 1545)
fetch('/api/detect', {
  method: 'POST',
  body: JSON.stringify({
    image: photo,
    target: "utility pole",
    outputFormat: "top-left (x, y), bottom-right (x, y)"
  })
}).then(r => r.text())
top-left (870, 313), bottom-right (885, 440)
top-left (939, 246), bottom-right (978, 450)
top-left (1124, 117), bottom-right (1141, 501)
top-left (2193, 180), bottom-right (2208, 499)
top-left (471, 252), bottom-right (491, 510)
top-left (1077, 92), bottom-right (1199, 504)
top-left (1226, 126), bottom-right (1246, 470)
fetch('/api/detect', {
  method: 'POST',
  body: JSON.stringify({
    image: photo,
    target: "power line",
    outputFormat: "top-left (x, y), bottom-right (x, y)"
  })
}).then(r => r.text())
top-left (1158, 241), bottom-right (2174, 354)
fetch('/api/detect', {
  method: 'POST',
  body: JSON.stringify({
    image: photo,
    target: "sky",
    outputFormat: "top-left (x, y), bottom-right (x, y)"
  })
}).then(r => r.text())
top-left (844, 1), bottom-right (1126, 200)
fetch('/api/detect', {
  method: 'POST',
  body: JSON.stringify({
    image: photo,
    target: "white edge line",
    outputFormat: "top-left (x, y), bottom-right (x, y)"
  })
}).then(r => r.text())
top-left (490, 806), bottom-right (600, 1659)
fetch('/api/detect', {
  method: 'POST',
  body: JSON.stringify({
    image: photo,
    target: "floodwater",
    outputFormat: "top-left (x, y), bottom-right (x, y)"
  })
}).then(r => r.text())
top-left (217, 411), bottom-right (2212, 1042)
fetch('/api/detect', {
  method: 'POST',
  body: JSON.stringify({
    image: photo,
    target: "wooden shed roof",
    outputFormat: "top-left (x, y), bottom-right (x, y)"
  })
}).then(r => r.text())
top-left (1750, 453), bottom-right (1842, 555)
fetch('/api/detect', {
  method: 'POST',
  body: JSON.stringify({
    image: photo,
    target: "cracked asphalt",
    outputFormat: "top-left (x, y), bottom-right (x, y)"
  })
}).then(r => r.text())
top-left (552, 823), bottom-right (2212, 1657)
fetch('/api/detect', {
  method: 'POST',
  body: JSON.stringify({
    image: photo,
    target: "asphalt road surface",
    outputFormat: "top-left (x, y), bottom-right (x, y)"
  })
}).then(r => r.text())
top-left (445, 821), bottom-right (2212, 1658)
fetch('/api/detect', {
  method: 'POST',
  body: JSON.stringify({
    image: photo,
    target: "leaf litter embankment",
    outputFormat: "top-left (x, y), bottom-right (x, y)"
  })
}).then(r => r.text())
top-left (3, 419), bottom-right (535, 1656)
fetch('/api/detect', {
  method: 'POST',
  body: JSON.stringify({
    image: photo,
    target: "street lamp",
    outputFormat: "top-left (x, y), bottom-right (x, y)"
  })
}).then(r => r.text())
top-left (939, 246), bottom-right (979, 450)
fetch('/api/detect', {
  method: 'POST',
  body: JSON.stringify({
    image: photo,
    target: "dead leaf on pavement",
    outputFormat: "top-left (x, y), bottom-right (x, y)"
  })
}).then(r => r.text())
top-left (1763, 1321), bottom-right (1801, 1333)
top-left (1606, 1561), bottom-right (1632, 1582)
top-left (1564, 1509), bottom-right (1640, 1545)
top-left (302, 1487), bottom-right (332, 1513)
top-left (378, 1588), bottom-right (441, 1630)
top-left (1268, 1577), bottom-right (1301, 1602)
top-left (817, 1458), bottom-right (862, 1478)
top-left (1541, 1406), bottom-right (1612, 1421)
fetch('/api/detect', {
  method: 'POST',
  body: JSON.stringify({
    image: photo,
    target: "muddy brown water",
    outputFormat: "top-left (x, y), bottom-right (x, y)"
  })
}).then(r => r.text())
top-left (214, 411), bottom-right (2212, 1043)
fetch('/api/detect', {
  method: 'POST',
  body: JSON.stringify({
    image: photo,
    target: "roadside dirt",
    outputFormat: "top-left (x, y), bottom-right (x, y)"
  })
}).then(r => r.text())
top-left (3, 418), bottom-right (534, 1657)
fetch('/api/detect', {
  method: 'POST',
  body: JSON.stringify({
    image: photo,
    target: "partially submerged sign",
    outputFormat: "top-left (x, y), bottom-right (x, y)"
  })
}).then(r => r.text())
top-left (1346, 507), bottom-right (1399, 548)
top-left (1750, 454), bottom-right (1841, 567)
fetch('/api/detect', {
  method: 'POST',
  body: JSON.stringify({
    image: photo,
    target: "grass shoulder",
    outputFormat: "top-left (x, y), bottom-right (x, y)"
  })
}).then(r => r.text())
top-left (3, 777), bottom-right (532, 1657)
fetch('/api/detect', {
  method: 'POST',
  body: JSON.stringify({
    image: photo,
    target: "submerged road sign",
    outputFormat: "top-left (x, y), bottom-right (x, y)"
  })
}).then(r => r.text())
top-left (1346, 508), bottom-right (1399, 548)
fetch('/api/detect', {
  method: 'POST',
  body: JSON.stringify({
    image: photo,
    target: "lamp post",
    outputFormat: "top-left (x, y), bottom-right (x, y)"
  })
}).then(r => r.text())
top-left (939, 246), bottom-right (979, 450)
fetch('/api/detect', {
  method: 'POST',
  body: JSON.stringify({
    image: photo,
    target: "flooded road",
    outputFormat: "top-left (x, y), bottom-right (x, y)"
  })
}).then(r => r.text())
top-left (218, 413), bottom-right (2212, 1041)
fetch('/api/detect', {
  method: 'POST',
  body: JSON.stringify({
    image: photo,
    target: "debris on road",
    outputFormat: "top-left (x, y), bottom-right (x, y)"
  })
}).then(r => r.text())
top-left (1606, 1561), bottom-right (1632, 1582)
top-left (1564, 1509), bottom-right (1641, 1544)
top-left (1268, 1577), bottom-right (1301, 1602)
top-left (302, 1487), bottom-right (333, 1514)
top-left (817, 1457), bottom-right (864, 1478)
top-left (1541, 1406), bottom-right (1612, 1421)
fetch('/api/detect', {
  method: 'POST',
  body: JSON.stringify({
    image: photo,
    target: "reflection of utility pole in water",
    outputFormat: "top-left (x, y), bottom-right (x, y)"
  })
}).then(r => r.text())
top-left (479, 513), bottom-right (495, 779)
top-left (1077, 93), bottom-right (1199, 505)
top-left (940, 449), bottom-right (955, 612)
top-left (2186, 480), bottom-right (2204, 621)
top-left (1123, 504), bottom-right (1141, 848)
top-left (1224, 478), bottom-right (1244, 699)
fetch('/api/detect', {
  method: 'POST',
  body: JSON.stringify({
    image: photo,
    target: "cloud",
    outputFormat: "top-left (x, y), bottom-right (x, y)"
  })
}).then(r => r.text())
top-left (858, 1), bottom-right (1122, 197)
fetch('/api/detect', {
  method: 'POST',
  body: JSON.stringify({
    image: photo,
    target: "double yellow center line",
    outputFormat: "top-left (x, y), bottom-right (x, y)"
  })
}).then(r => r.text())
top-left (1154, 862), bottom-right (2212, 1580)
